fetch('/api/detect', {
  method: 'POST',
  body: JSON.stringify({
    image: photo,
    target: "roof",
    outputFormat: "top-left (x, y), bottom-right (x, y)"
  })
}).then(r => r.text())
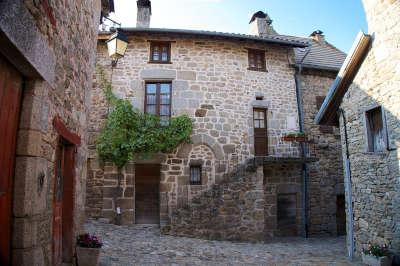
top-left (108, 27), bottom-right (310, 48)
top-left (98, 28), bottom-right (346, 72)
top-left (315, 32), bottom-right (372, 125)
top-left (294, 39), bottom-right (347, 72)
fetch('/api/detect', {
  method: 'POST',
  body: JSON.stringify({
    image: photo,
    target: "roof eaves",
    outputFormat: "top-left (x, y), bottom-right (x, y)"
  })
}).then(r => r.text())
top-left (118, 27), bottom-right (310, 48)
top-left (300, 63), bottom-right (341, 72)
top-left (315, 31), bottom-right (372, 125)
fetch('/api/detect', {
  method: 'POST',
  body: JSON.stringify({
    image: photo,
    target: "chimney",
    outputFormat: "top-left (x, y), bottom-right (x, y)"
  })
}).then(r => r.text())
top-left (137, 0), bottom-right (151, 28)
top-left (310, 30), bottom-right (326, 44)
top-left (249, 11), bottom-right (277, 36)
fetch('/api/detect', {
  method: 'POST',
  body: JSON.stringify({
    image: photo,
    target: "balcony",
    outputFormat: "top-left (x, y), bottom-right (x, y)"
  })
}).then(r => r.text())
top-left (260, 135), bottom-right (318, 164)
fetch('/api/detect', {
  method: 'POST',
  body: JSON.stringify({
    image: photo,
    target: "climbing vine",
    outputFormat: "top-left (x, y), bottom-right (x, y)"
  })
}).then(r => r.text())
top-left (96, 66), bottom-right (193, 169)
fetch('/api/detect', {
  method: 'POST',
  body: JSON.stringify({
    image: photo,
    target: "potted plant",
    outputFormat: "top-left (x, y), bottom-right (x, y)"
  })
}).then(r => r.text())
top-left (281, 132), bottom-right (297, 142)
top-left (362, 244), bottom-right (392, 266)
top-left (281, 132), bottom-right (308, 142)
top-left (76, 233), bottom-right (103, 266)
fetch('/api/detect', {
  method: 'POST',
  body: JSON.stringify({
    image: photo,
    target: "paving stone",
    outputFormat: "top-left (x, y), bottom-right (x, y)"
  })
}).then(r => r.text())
top-left (85, 220), bottom-right (361, 265)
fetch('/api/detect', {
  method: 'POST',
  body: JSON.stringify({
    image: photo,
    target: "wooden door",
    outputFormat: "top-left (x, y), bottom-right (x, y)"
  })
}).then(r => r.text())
top-left (53, 140), bottom-right (75, 265)
top-left (336, 195), bottom-right (346, 236)
top-left (253, 108), bottom-right (268, 156)
top-left (277, 193), bottom-right (298, 236)
top-left (0, 54), bottom-right (23, 265)
top-left (135, 164), bottom-right (160, 224)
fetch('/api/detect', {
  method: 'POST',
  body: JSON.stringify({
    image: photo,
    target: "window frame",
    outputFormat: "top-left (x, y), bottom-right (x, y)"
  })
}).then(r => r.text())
top-left (189, 165), bottom-right (202, 185)
top-left (149, 41), bottom-right (172, 64)
top-left (144, 81), bottom-right (172, 122)
top-left (364, 105), bottom-right (388, 153)
top-left (247, 48), bottom-right (267, 72)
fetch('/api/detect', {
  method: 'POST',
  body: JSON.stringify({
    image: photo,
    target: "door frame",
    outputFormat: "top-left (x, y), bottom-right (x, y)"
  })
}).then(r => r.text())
top-left (253, 107), bottom-right (268, 156)
top-left (52, 117), bottom-right (81, 265)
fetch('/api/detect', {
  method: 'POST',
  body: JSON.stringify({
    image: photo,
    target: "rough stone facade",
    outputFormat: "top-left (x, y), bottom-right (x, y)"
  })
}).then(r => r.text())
top-left (87, 34), bottom-right (302, 225)
top-left (87, 31), bottom-right (344, 239)
top-left (299, 69), bottom-right (345, 236)
top-left (0, 0), bottom-right (104, 265)
top-left (165, 166), bottom-right (265, 242)
top-left (339, 0), bottom-right (400, 256)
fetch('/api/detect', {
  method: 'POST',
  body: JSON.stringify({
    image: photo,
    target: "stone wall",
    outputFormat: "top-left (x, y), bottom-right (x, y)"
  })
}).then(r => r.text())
top-left (3, 1), bottom-right (103, 265)
top-left (340, 0), bottom-right (400, 255)
top-left (165, 166), bottom-right (265, 242)
top-left (87, 34), bottom-right (302, 224)
top-left (300, 69), bottom-right (344, 236)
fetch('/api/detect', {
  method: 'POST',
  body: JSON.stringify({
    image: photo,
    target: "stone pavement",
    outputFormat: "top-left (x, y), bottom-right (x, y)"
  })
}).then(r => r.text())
top-left (84, 220), bottom-right (361, 266)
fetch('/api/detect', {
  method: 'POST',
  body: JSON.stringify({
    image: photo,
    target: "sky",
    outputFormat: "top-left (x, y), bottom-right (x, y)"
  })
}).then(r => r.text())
top-left (109, 0), bottom-right (368, 53)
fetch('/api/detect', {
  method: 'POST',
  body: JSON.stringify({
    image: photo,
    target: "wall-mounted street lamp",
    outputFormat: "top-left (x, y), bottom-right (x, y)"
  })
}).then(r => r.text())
top-left (106, 29), bottom-right (129, 67)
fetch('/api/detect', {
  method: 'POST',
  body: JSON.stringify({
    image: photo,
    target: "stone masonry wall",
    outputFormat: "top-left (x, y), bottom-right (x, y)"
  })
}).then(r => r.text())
top-left (165, 166), bottom-right (265, 242)
top-left (340, 0), bottom-right (400, 255)
top-left (87, 34), bottom-right (302, 225)
top-left (300, 69), bottom-right (344, 236)
top-left (10, 1), bottom-right (102, 265)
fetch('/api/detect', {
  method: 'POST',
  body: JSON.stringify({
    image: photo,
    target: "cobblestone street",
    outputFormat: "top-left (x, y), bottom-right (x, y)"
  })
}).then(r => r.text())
top-left (85, 220), bottom-right (360, 266)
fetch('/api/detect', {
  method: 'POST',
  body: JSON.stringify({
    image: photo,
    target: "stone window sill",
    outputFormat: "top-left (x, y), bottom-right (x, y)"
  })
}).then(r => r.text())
top-left (247, 67), bottom-right (268, 72)
top-left (148, 61), bottom-right (173, 64)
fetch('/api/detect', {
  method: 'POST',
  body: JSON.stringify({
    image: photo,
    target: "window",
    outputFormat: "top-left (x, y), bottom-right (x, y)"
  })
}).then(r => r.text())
top-left (190, 165), bottom-right (202, 185)
top-left (248, 49), bottom-right (266, 71)
top-left (149, 42), bottom-right (171, 63)
top-left (366, 106), bottom-right (386, 152)
top-left (253, 109), bottom-right (266, 129)
top-left (145, 82), bottom-right (171, 124)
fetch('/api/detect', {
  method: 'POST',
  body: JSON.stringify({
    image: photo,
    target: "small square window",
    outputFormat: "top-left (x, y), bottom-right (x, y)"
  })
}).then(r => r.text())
top-left (149, 42), bottom-right (171, 63)
top-left (248, 49), bottom-right (266, 71)
top-left (366, 106), bottom-right (386, 152)
top-left (190, 165), bottom-right (202, 185)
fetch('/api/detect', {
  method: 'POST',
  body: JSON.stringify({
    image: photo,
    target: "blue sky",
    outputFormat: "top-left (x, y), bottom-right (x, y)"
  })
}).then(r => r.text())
top-left (111, 0), bottom-right (367, 53)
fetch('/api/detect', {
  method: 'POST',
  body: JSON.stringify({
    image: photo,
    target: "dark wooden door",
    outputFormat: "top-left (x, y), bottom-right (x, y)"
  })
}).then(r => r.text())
top-left (53, 140), bottom-right (75, 265)
top-left (135, 164), bottom-right (160, 224)
top-left (0, 54), bottom-right (23, 266)
top-left (253, 108), bottom-right (268, 156)
top-left (277, 193), bottom-right (298, 236)
top-left (336, 195), bottom-right (346, 236)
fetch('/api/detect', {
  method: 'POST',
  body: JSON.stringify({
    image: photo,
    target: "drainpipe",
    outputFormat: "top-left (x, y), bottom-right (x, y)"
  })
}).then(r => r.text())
top-left (294, 45), bottom-right (311, 238)
top-left (294, 64), bottom-right (309, 238)
top-left (339, 108), bottom-right (355, 259)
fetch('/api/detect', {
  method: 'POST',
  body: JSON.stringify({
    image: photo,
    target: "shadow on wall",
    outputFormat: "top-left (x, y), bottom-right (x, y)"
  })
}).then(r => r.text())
top-left (338, 82), bottom-right (400, 256)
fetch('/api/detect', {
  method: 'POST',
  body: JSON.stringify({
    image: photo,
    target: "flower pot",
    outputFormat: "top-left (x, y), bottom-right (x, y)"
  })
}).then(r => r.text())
top-left (76, 246), bottom-right (100, 266)
top-left (362, 254), bottom-right (392, 266)
top-left (282, 136), bottom-right (296, 142)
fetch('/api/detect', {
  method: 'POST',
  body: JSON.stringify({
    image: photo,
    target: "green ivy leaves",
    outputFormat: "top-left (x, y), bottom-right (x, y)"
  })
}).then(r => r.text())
top-left (96, 67), bottom-right (193, 169)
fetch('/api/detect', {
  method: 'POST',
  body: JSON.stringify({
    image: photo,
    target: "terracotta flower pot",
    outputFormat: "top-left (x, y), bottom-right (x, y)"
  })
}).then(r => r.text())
top-left (362, 254), bottom-right (392, 266)
top-left (76, 246), bottom-right (100, 266)
top-left (282, 136), bottom-right (295, 142)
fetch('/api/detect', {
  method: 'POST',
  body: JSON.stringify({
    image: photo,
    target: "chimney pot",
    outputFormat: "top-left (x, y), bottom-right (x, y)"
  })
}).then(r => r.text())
top-left (310, 30), bottom-right (326, 44)
top-left (249, 11), bottom-right (277, 36)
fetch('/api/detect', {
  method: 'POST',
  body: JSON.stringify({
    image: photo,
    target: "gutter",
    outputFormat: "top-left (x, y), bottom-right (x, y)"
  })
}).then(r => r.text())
top-left (315, 32), bottom-right (371, 125)
top-left (98, 28), bottom-right (310, 48)
top-left (339, 108), bottom-right (355, 259)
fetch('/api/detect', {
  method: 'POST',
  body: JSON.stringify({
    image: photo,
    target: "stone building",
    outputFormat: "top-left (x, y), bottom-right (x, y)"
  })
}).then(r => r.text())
top-left (0, 0), bottom-right (112, 265)
top-left (316, 0), bottom-right (400, 259)
top-left (86, 1), bottom-right (346, 241)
